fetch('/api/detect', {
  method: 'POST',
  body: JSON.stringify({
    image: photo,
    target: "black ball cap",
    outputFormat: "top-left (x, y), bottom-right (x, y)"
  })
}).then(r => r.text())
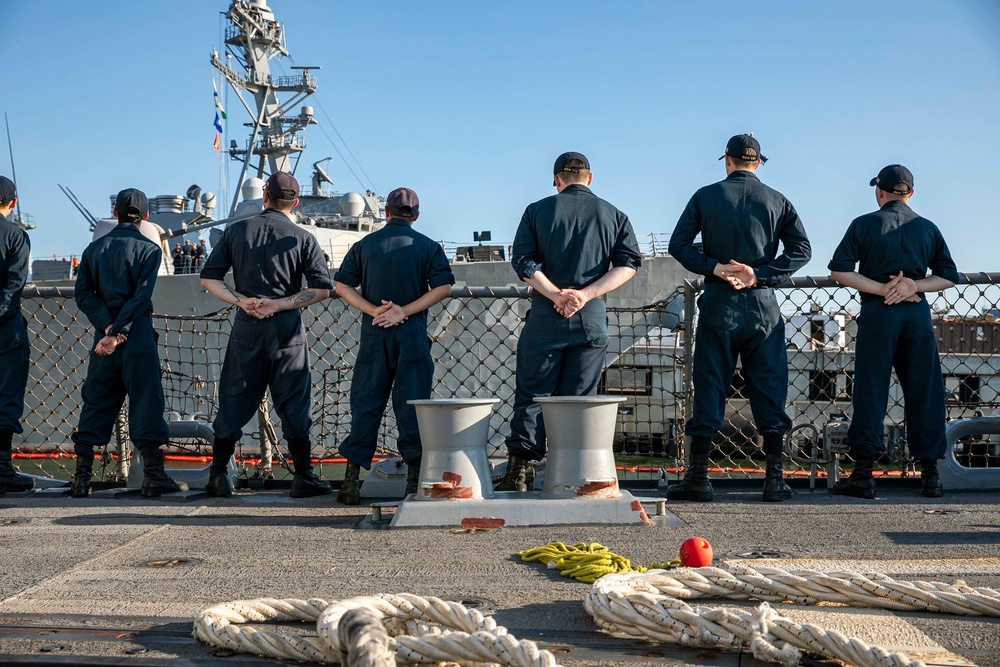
top-left (720, 134), bottom-right (767, 163)
top-left (115, 188), bottom-right (149, 222)
top-left (553, 151), bottom-right (590, 175)
top-left (0, 175), bottom-right (15, 204)
top-left (386, 187), bottom-right (419, 218)
top-left (265, 171), bottom-right (299, 200)
top-left (870, 164), bottom-right (914, 195)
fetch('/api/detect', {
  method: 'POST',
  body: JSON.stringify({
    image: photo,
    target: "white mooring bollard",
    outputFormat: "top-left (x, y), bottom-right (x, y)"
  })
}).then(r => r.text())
top-left (535, 396), bottom-right (626, 499)
top-left (407, 399), bottom-right (499, 501)
top-left (939, 416), bottom-right (1000, 490)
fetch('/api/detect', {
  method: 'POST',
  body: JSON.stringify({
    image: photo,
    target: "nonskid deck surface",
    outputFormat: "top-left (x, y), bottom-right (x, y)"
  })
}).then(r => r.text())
top-left (0, 486), bottom-right (998, 666)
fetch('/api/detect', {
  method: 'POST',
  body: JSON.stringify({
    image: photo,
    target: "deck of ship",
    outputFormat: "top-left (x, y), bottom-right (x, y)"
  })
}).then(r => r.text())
top-left (1, 481), bottom-right (998, 666)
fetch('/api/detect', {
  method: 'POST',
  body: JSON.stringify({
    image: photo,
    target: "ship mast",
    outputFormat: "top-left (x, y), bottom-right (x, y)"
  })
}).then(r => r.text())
top-left (211, 0), bottom-right (319, 214)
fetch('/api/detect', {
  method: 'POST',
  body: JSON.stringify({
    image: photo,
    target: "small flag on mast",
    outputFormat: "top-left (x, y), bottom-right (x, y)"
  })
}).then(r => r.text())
top-left (213, 80), bottom-right (227, 120)
top-left (212, 80), bottom-right (225, 152)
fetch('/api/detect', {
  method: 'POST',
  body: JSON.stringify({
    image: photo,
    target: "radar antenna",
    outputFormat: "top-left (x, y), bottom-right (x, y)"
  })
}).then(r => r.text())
top-left (311, 157), bottom-right (334, 196)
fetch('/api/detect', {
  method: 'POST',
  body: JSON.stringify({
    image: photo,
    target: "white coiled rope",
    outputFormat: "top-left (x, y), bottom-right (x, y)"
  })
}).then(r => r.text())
top-left (193, 593), bottom-right (561, 666)
top-left (194, 562), bottom-right (1000, 667)
top-left (585, 561), bottom-right (1000, 667)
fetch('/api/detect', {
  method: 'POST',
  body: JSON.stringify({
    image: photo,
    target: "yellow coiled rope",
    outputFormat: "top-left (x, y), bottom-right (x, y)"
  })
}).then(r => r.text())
top-left (519, 542), bottom-right (681, 583)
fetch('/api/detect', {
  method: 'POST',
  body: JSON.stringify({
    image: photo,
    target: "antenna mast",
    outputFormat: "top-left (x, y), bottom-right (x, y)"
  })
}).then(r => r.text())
top-left (211, 0), bottom-right (319, 214)
top-left (4, 112), bottom-right (28, 230)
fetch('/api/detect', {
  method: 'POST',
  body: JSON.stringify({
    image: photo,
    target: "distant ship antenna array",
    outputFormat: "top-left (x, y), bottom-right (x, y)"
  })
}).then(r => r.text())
top-left (211, 0), bottom-right (320, 215)
top-left (4, 112), bottom-right (33, 230)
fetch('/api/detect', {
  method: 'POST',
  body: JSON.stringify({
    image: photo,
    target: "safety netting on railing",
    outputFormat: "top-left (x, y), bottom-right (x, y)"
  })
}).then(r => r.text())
top-left (11, 271), bottom-right (1000, 483)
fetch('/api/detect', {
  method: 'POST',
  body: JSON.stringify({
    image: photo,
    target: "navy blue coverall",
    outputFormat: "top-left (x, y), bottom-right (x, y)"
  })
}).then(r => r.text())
top-left (0, 211), bottom-right (31, 441)
top-left (334, 220), bottom-right (455, 469)
top-left (72, 224), bottom-right (169, 457)
top-left (201, 209), bottom-right (333, 456)
top-left (829, 201), bottom-right (959, 461)
top-left (668, 170), bottom-right (811, 454)
top-left (508, 184), bottom-right (642, 461)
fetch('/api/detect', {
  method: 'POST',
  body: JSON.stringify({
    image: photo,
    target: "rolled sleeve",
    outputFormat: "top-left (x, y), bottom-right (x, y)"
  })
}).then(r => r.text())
top-left (828, 221), bottom-right (860, 273)
top-left (333, 245), bottom-right (361, 287)
top-left (302, 237), bottom-right (334, 290)
top-left (427, 244), bottom-right (456, 289)
top-left (611, 214), bottom-right (643, 270)
top-left (929, 229), bottom-right (960, 284)
top-left (199, 233), bottom-right (232, 281)
top-left (511, 207), bottom-right (541, 281)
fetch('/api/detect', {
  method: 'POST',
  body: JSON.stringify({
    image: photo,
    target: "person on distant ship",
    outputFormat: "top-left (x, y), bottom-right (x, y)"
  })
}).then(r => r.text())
top-left (495, 152), bottom-right (642, 492)
top-left (172, 243), bottom-right (184, 275)
top-left (183, 240), bottom-right (197, 274)
top-left (667, 135), bottom-right (811, 503)
top-left (195, 238), bottom-right (207, 272)
top-left (829, 165), bottom-right (959, 499)
top-left (0, 175), bottom-right (34, 493)
top-left (333, 187), bottom-right (455, 505)
top-left (200, 172), bottom-right (333, 498)
top-left (69, 188), bottom-right (189, 498)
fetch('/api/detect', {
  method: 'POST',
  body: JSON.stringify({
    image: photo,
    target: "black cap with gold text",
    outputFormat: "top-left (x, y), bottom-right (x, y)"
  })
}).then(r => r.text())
top-left (720, 134), bottom-right (767, 164)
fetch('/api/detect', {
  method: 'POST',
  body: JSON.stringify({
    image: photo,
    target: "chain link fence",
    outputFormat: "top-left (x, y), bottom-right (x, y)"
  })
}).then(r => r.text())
top-left (12, 272), bottom-right (1000, 484)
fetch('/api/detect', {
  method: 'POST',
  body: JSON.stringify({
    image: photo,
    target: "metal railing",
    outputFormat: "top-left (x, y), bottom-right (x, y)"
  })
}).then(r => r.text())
top-left (11, 273), bottom-right (1000, 483)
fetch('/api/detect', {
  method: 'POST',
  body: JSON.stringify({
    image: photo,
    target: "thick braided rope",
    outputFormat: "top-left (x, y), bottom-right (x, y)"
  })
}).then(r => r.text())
top-left (614, 561), bottom-right (1000, 615)
top-left (585, 564), bottom-right (1000, 667)
top-left (194, 594), bottom-right (561, 666)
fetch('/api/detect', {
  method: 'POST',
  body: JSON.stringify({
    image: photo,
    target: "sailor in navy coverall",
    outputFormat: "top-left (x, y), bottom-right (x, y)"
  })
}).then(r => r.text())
top-left (70, 188), bottom-right (187, 498)
top-left (0, 175), bottom-right (34, 493)
top-left (200, 172), bottom-right (333, 498)
top-left (496, 152), bottom-right (642, 492)
top-left (667, 135), bottom-right (811, 503)
top-left (830, 164), bottom-right (959, 499)
top-left (334, 187), bottom-right (455, 505)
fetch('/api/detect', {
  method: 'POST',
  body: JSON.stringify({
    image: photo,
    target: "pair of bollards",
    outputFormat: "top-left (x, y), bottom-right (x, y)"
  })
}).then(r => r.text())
top-left (407, 396), bottom-right (626, 502)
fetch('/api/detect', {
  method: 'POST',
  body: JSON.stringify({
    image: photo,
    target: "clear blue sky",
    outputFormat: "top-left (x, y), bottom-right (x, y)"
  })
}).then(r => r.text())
top-left (3, 0), bottom-right (998, 276)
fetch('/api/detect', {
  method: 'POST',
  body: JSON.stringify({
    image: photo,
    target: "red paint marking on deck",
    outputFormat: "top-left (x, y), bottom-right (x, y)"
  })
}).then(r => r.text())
top-left (460, 517), bottom-right (505, 530)
top-left (630, 499), bottom-right (653, 524)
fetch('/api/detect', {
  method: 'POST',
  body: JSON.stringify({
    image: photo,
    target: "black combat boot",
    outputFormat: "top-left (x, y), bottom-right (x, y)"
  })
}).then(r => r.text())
top-left (494, 455), bottom-right (531, 492)
top-left (762, 452), bottom-right (793, 502)
top-left (831, 456), bottom-right (876, 499)
top-left (205, 438), bottom-right (235, 497)
top-left (404, 460), bottom-right (421, 497)
top-left (0, 433), bottom-right (34, 493)
top-left (920, 459), bottom-right (943, 498)
top-left (336, 463), bottom-right (361, 505)
top-left (68, 445), bottom-right (95, 498)
top-left (666, 454), bottom-right (713, 502)
top-left (140, 446), bottom-right (190, 497)
top-left (289, 450), bottom-right (333, 498)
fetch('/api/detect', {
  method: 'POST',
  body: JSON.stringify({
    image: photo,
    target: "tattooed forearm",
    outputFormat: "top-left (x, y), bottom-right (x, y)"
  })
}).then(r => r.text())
top-left (290, 290), bottom-right (316, 307)
top-left (223, 283), bottom-right (242, 303)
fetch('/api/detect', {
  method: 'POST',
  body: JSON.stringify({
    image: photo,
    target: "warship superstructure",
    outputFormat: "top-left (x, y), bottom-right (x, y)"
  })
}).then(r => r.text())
top-left (32, 0), bottom-right (387, 285)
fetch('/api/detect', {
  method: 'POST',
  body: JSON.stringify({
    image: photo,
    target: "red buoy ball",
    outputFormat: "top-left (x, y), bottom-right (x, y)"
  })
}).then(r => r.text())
top-left (679, 537), bottom-right (713, 567)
